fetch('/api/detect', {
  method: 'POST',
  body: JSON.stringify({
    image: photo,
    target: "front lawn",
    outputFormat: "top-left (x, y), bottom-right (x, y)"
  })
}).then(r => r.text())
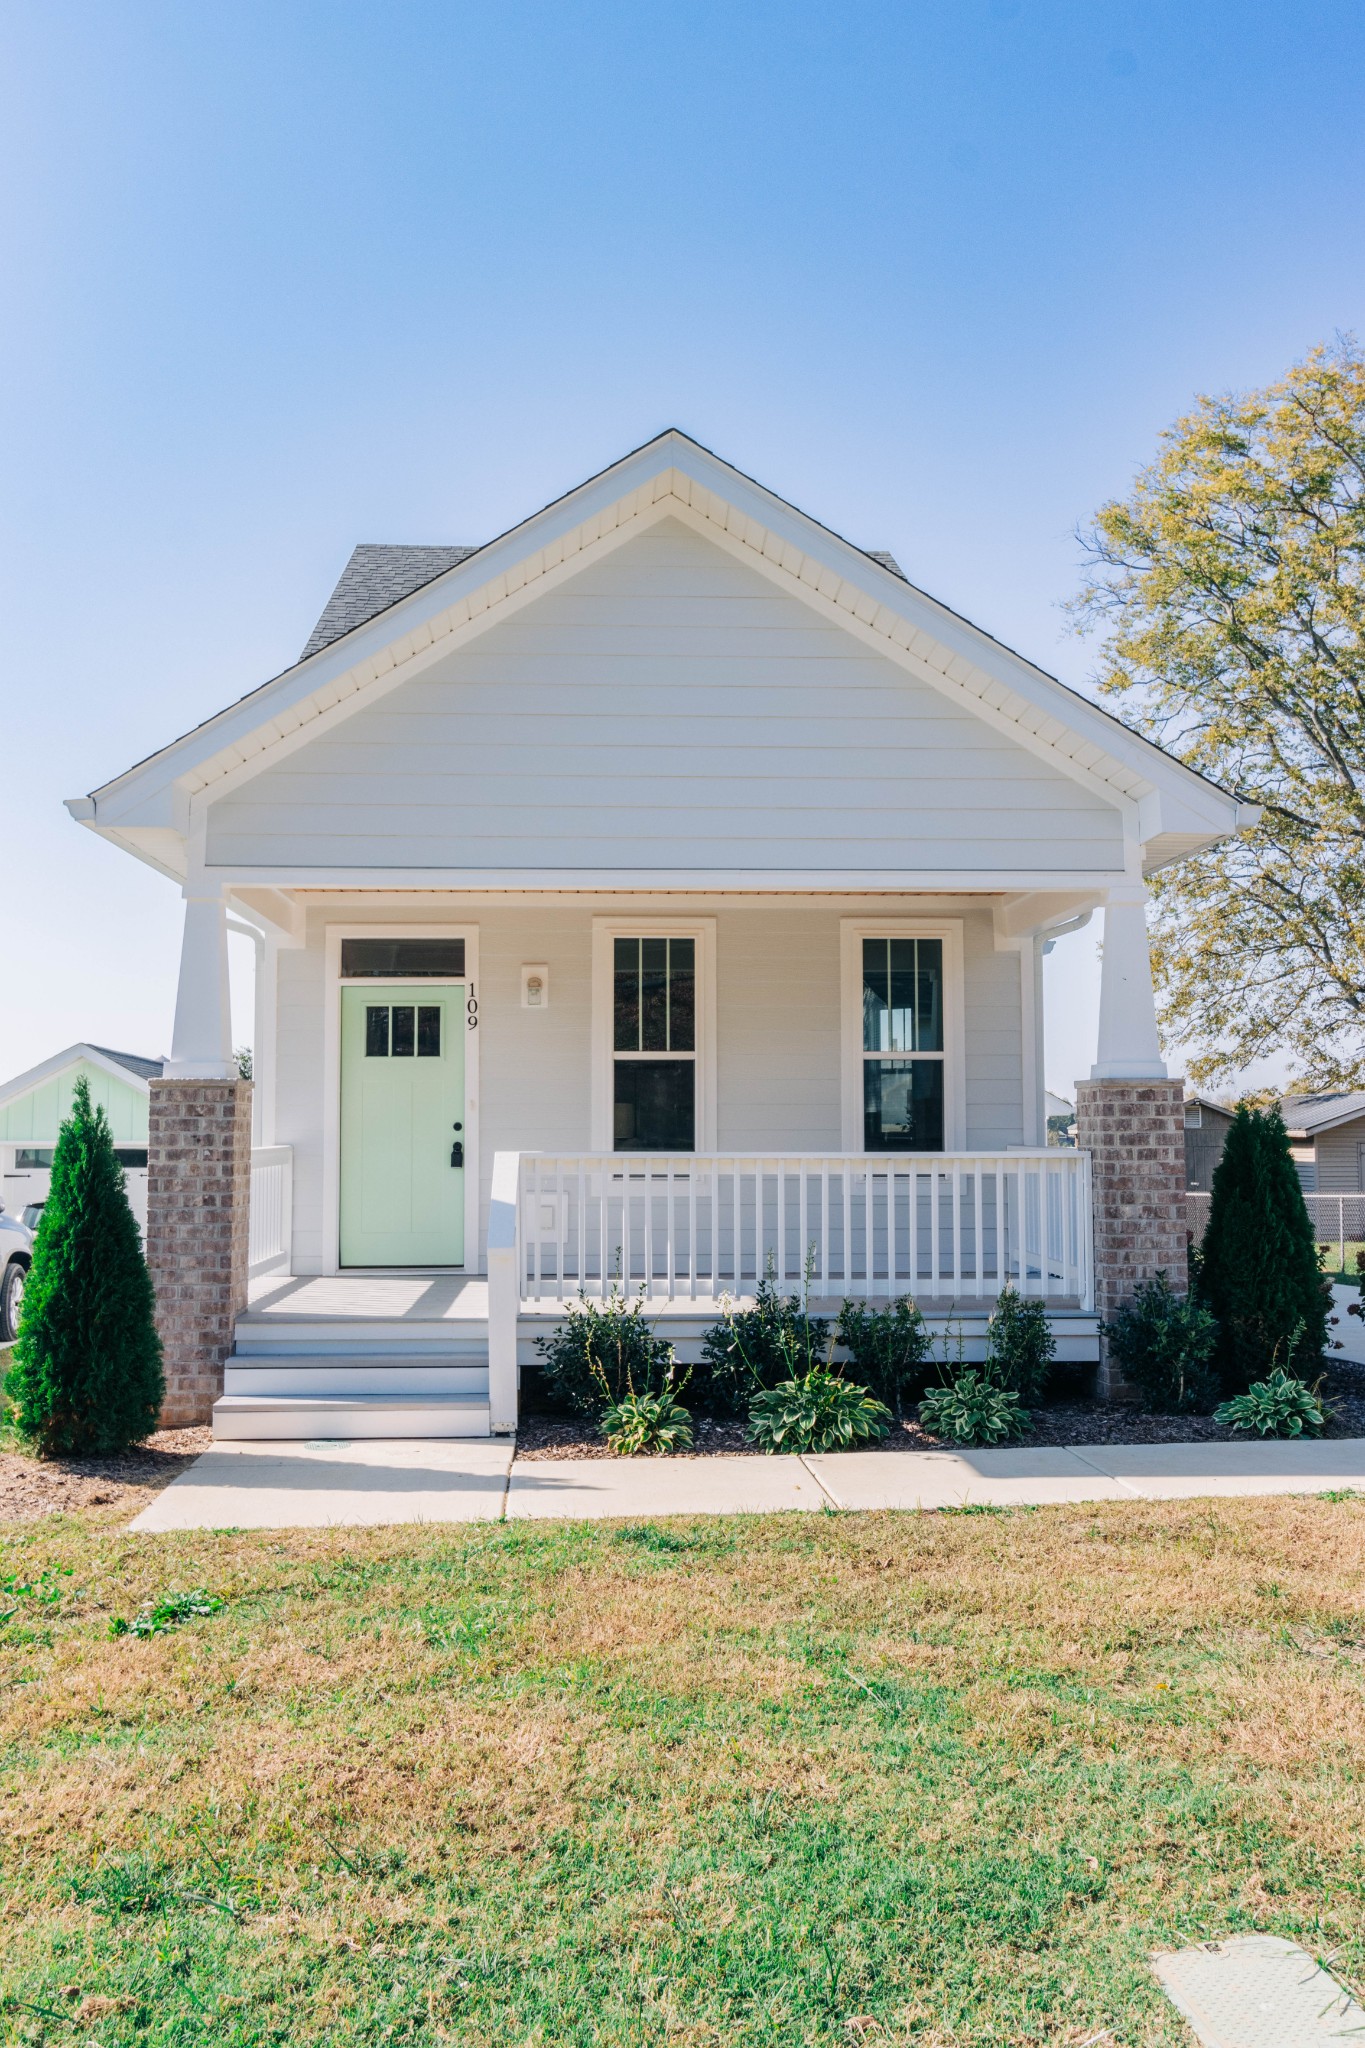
top-left (3, 1498), bottom-right (1364, 2045)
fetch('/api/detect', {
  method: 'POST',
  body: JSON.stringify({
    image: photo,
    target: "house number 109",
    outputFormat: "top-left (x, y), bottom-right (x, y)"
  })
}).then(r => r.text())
top-left (466, 987), bottom-right (478, 1030)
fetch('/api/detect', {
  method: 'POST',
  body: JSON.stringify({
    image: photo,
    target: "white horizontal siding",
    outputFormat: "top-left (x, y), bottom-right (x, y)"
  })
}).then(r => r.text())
top-left (1313, 1123), bottom-right (1365, 1193)
top-left (274, 899), bottom-right (1027, 1275)
top-left (208, 521), bottom-right (1126, 875)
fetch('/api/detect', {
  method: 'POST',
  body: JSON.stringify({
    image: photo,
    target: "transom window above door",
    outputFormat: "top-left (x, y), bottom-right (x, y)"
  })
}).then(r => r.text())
top-left (613, 936), bottom-right (695, 1149)
top-left (862, 937), bottom-right (944, 1149)
top-left (364, 1004), bottom-right (442, 1058)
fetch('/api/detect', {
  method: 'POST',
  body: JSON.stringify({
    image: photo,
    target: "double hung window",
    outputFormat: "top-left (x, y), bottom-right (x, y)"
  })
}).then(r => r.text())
top-left (613, 936), bottom-right (695, 1149)
top-left (861, 936), bottom-right (945, 1149)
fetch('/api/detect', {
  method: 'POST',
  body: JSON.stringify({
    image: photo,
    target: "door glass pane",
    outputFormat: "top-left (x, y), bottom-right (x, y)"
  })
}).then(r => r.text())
top-left (417, 1006), bottom-right (441, 1057)
top-left (614, 938), bottom-right (640, 1051)
top-left (391, 1005), bottom-right (415, 1057)
top-left (863, 1059), bottom-right (944, 1150)
top-left (614, 1059), bottom-right (695, 1149)
top-left (863, 940), bottom-right (891, 1050)
top-left (915, 940), bottom-right (943, 1051)
top-left (341, 938), bottom-right (465, 978)
top-left (365, 1006), bottom-right (389, 1057)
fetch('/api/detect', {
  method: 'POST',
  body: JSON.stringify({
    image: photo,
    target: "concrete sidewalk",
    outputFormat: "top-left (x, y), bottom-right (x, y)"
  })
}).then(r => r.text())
top-left (127, 1435), bottom-right (1365, 1533)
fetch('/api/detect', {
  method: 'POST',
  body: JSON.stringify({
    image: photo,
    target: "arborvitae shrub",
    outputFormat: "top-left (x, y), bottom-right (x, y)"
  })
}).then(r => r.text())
top-left (7, 1076), bottom-right (164, 1454)
top-left (1199, 1102), bottom-right (1328, 1392)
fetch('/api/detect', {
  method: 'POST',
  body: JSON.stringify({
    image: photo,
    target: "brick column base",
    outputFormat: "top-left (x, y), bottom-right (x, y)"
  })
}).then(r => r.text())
top-left (147, 1079), bottom-right (253, 1428)
top-left (1075, 1077), bottom-right (1187, 1401)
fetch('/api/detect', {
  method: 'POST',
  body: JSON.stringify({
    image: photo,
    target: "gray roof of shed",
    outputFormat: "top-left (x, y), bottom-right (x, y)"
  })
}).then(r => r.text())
top-left (301, 540), bottom-right (907, 662)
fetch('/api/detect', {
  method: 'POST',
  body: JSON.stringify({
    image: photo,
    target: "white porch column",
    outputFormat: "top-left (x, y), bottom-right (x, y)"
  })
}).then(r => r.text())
top-left (1091, 885), bottom-right (1167, 1081)
top-left (166, 885), bottom-right (237, 1080)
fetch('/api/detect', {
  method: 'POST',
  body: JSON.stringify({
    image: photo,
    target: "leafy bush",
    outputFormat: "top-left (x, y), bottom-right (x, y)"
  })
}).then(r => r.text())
top-left (602, 1387), bottom-right (695, 1456)
top-left (1105, 1272), bottom-right (1220, 1413)
top-left (984, 1286), bottom-right (1055, 1402)
top-left (532, 1286), bottom-right (675, 1417)
top-left (836, 1297), bottom-right (933, 1417)
top-left (746, 1369), bottom-right (890, 1454)
top-left (1199, 1103), bottom-right (1328, 1390)
top-left (1214, 1368), bottom-right (1327, 1439)
top-left (919, 1371), bottom-right (1029, 1447)
top-left (695, 1266), bottom-right (830, 1417)
top-left (7, 1075), bottom-right (164, 1455)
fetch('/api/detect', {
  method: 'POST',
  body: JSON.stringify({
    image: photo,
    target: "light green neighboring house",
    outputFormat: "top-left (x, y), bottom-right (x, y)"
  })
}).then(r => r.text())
top-left (0, 1043), bottom-right (164, 1225)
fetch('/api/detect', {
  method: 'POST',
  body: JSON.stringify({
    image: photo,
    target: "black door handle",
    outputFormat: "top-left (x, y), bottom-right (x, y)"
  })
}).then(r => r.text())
top-left (450, 1141), bottom-right (464, 1169)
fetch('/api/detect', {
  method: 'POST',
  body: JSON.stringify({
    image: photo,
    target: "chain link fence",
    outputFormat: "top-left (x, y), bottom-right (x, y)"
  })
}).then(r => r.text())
top-left (1187, 1191), bottom-right (1365, 1280)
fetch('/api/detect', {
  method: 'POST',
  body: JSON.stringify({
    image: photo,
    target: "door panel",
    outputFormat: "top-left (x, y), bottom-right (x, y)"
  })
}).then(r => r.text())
top-left (339, 983), bottom-right (465, 1266)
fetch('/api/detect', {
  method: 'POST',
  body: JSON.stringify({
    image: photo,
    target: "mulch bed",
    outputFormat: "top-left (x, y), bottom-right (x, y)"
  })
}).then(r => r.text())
top-left (515, 1358), bottom-right (1365, 1460)
top-left (0, 1428), bottom-right (213, 1524)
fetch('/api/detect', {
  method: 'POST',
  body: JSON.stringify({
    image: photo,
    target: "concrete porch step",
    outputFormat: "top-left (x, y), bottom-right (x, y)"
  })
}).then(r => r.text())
top-left (212, 1392), bottom-right (493, 1440)
top-left (234, 1319), bottom-right (489, 1356)
top-left (224, 1358), bottom-right (489, 1397)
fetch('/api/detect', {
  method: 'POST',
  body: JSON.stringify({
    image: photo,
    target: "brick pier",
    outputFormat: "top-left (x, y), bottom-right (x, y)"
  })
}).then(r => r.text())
top-left (1075, 1077), bottom-right (1188, 1400)
top-left (146, 1078), bottom-right (253, 1427)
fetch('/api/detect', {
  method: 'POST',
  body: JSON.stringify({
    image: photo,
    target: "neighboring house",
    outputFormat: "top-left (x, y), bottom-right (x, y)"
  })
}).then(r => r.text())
top-left (67, 431), bottom-right (1248, 1436)
top-left (1280, 1092), bottom-right (1365, 1194)
top-left (1183, 1092), bottom-right (1235, 1192)
top-left (1045, 1091), bottom-right (1076, 1148)
top-left (0, 1045), bottom-right (163, 1227)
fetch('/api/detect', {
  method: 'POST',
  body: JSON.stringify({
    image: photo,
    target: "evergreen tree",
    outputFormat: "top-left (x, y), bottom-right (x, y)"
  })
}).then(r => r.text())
top-left (1199, 1102), bottom-right (1327, 1391)
top-left (7, 1075), bottom-right (164, 1454)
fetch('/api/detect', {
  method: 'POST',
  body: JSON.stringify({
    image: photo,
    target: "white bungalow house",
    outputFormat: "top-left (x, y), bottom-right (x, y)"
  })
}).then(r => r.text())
top-left (68, 432), bottom-right (1249, 1436)
top-left (0, 1044), bottom-right (163, 1229)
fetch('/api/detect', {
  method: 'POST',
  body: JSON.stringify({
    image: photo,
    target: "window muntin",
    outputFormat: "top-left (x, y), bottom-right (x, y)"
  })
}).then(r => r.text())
top-left (612, 937), bottom-right (696, 1148)
top-left (364, 1004), bottom-right (442, 1058)
top-left (861, 938), bottom-right (945, 1150)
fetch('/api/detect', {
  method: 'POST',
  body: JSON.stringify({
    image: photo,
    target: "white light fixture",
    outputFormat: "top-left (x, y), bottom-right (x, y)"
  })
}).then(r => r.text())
top-left (521, 964), bottom-right (549, 1009)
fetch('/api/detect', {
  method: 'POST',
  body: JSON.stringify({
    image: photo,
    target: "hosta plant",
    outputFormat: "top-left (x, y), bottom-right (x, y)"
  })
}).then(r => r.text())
top-left (747, 1369), bottom-right (890, 1454)
top-left (1213, 1368), bottom-right (1327, 1439)
top-left (919, 1370), bottom-right (1029, 1448)
top-left (601, 1388), bottom-right (695, 1456)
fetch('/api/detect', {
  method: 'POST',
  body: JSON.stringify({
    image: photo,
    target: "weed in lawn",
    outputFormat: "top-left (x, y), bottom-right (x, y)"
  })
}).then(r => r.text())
top-left (108, 1587), bottom-right (225, 1638)
top-left (615, 1522), bottom-right (694, 1553)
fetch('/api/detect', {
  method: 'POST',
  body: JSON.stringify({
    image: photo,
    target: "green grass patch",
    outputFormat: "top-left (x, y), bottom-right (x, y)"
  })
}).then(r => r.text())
top-left (2, 1499), bottom-right (1365, 2043)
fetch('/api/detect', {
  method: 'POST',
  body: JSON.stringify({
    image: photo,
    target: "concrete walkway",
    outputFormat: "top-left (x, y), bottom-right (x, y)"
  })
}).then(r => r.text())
top-left (128, 1436), bottom-right (1365, 1533)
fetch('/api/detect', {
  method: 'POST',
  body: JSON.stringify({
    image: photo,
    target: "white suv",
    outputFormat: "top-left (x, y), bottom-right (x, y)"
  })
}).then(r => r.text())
top-left (0, 1205), bottom-right (32, 1342)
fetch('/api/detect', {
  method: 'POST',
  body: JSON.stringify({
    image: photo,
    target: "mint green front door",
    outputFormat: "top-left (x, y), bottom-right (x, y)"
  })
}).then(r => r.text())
top-left (339, 984), bottom-right (465, 1267)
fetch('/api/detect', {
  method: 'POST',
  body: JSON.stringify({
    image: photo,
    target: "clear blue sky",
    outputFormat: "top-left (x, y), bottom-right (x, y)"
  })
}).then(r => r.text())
top-left (3, 1), bottom-right (1363, 1096)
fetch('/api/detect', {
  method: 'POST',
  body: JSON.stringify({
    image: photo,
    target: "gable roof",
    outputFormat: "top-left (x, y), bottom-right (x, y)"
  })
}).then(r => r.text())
top-left (68, 429), bottom-right (1252, 883)
top-left (0, 1043), bottom-right (163, 1111)
top-left (1281, 1090), bottom-right (1365, 1137)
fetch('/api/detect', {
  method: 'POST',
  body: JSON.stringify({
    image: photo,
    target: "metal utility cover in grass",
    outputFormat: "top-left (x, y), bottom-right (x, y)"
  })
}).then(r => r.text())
top-left (1154, 1935), bottom-right (1364, 2045)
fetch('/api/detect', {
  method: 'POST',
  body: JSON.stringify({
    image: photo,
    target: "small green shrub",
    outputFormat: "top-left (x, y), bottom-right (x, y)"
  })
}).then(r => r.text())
top-left (532, 1286), bottom-right (675, 1417)
top-left (602, 1387), bottom-right (695, 1456)
top-left (695, 1265), bottom-right (830, 1417)
top-left (985, 1286), bottom-right (1055, 1402)
top-left (1106, 1272), bottom-right (1220, 1413)
top-left (836, 1296), bottom-right (933, 1416)
top-left (1199, 1102), bottom-right (1328, 1390)
top-left (919, 1371), bottom-right (1028, 1447)
top-left (109, 1589), bottom-right (224, 1640)
top-left (746, 1369), bottom-right (890, 1454)
top-left (1214, 1368), bottom-right (1327, 1439)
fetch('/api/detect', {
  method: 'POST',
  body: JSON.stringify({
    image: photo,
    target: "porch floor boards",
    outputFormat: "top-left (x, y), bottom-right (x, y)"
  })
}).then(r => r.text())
top-left (245, 1273), bottom-right (1087, 1326)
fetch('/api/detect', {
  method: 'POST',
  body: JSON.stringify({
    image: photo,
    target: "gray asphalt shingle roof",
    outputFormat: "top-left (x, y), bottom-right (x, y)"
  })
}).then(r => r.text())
top-left (300, 545), bottom-right (480, 659)
top-left (88, 1046), bottom-right (164, 1082)
top-left (1280, 1090), bottom-right (1365, 1134)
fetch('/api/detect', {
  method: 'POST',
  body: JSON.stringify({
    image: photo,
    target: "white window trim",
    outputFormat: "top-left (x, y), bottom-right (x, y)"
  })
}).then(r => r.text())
top-left (590, 918), bottom-right (717, 1151)
top-left (321, 922), bottom-right (480, 1275)
top-left (839, 919), bottom-right (966, 1152)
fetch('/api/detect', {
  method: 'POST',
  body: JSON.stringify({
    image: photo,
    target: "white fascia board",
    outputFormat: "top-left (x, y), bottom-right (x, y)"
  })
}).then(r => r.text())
top-left (76, 429), bottom-right (1243, 862)
top-left (0, 1044), bottom-right (153, 1110)
top-left (196, 864), bottom-right (1131, 892)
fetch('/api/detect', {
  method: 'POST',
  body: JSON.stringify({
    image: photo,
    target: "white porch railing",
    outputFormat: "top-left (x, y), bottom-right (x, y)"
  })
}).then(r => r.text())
top-left (248, 1145), bottom-right (293, 1278)
top-left (502, 1151), bottom-right (1092, 1305)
